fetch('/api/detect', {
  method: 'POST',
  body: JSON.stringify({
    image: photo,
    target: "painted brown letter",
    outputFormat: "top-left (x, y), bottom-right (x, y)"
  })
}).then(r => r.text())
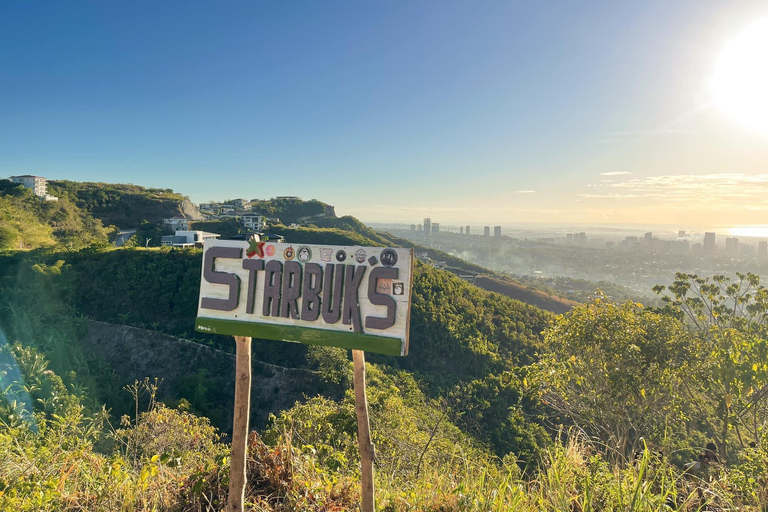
top-left (343, 265), bottom-right (366, 333)
top-left (365, 267), bottom-right (398, 330)
top-left (321, 263), bottom-right (344, 324)
top-left (262, 260), bottom-right (282, 317)
top-left (301, 263), bottom-right (322, 321)
top-left (280, 261), bottom-right (302, 319)
top-left (201, 247), bottom-right (242, 311)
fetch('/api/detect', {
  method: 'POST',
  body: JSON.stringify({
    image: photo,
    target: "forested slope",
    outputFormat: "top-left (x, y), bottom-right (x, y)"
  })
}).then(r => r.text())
top-left (48, 180), bottom-right (198, 227)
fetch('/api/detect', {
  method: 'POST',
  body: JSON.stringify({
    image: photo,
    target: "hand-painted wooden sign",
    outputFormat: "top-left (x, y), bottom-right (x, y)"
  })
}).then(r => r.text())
top-left (196, 241), bottom-right (414, 356)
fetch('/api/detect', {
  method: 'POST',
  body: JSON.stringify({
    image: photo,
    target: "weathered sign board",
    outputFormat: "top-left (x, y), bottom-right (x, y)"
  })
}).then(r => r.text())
top-left (195, 240), bottom-right (414, 356)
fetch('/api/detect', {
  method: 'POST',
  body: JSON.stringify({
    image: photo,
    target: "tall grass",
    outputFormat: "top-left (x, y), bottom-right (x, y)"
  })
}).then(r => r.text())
top-left (375, 432), bottom-right (756, 512)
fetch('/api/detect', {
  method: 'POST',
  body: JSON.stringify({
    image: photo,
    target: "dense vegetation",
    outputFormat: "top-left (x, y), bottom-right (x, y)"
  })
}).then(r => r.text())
top-left (247, 197), bottom-right (335, 225)
top-left (0, 180), bottom-right (110, 250)
top-left (2, 182), bottom-right (768, 510)
top-left (3, 262), bottom-right (768, 509)
top-left (48, 180), bottom-right (194, 228)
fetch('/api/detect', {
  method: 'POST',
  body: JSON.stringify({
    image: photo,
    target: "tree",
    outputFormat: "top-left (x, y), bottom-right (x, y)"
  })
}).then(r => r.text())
top-left (654, 273), bottom-right (768, 462)
top-left (542, 294), bottom-right (693, 460)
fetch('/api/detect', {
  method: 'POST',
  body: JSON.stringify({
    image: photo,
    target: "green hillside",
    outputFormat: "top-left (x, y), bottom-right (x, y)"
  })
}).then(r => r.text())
top-left (3, 239), bottom-right (768, 509)
top-left (0, 226), bottom-right (553, 461)
top-left (48, 180), bottom-right (194, 228)
top-left (2, 183), bottom-right (767, 510)
top-left (249, 197), bottom-right (335, 224)
top-left (0, 179), bottom-right (110, 250)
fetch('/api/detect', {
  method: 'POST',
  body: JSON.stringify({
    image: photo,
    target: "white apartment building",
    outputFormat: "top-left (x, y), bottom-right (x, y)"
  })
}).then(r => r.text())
top-left (240, 214), bottom-right (266, 231)
top-left (8, 175), bottom-right (58, 201)
top-left (163, 216), bottom-right (189, 231)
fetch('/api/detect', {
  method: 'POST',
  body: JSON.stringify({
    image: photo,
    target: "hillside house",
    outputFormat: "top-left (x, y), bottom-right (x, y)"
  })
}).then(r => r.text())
top-left (163, 216), bottom-right (189, 231)
top-left (240, 214), bottom-right (266, 231)
top-left (8, 175), bottom-right (58, 201)
top-left (161, 230), bottom-right (219, 248)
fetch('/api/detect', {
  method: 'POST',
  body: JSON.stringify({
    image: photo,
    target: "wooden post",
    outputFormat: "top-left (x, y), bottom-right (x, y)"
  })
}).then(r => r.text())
top-left (352, 349), bottom-right (375, 512)
top-left (228, 336), bottom-right (252, 512)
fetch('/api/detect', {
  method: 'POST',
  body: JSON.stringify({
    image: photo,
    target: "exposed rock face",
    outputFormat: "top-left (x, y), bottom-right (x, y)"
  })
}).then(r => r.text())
top-left (180, 198), bottom-right (204, 220)
top-left (81, 320), bottom-right (339, 433)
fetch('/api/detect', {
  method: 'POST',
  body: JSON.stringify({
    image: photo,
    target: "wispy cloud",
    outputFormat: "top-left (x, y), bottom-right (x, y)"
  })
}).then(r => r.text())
top-left (600, 171), bottom-right (632, 176)
top-left (579, 193), bottom-right (641, 199)
top-left (515, 190), bottom-right (536, 193)
top-left (607, 173), bottom-right (768, 204)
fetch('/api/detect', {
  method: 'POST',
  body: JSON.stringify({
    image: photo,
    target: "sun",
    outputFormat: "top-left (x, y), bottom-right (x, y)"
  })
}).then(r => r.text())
top-left (710, 17), bottom-right (768, 136)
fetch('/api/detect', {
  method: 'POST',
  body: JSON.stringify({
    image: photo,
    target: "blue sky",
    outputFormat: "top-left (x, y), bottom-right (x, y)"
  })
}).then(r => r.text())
top-left (2, 1), bottom-right (768, 226)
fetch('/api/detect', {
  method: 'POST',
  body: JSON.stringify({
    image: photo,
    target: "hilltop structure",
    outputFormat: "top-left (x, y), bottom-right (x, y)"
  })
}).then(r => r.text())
top-left (8, 175), bottom-right (58, 201)
top-left (163, 216), bottom-right (189, 231)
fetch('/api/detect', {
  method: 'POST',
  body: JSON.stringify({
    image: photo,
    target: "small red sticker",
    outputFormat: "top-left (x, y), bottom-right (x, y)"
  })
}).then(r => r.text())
top-left (265, 245), bottom-right (276, 256)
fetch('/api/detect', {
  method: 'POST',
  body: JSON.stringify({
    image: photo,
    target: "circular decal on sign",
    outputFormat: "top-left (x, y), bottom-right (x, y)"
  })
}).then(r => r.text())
top-left (297, 246), bottom-right (312, 262)
top-left (265, 245), bottom-right (276, 257)
top-left (380, 248), bottom-right (398, 267)
top-left (355, 248), bottom-right (367, 263)
top-left (284, 247), bottom-right (295, 260)
top-left (336, 250), bottom-right (347, 262)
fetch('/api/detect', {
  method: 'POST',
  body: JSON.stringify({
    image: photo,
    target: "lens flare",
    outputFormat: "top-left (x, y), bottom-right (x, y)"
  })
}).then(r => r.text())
top-left (0, 328), bottom-right (38, 432)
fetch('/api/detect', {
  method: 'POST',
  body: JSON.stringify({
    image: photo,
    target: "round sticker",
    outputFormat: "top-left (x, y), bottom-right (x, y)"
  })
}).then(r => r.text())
top-left (336, 250), bottom-right (347, 262)
top-left (380, 248), bottom-right (398, 267)
top-left (265, 245), bottom-right (276, 257)
top-left (284, 247), bottom-right (295, 260)
top-left (297, 246), bottom-right (312, 262)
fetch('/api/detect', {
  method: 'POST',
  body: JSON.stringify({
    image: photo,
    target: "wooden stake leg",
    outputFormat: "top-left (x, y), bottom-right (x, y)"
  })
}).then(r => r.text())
top-left (228, 336), bottom-right (252, 512)
top-left (352, 349), bottom-right (375, 512)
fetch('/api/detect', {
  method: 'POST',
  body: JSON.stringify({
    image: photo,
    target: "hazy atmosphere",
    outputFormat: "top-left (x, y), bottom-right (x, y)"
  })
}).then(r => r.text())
top-left (3, 1), bottom-right (768, 226)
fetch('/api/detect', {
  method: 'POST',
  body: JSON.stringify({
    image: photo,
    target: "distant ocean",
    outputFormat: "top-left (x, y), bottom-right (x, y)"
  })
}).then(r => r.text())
top-left (365, 223), bottom-right (768, 242)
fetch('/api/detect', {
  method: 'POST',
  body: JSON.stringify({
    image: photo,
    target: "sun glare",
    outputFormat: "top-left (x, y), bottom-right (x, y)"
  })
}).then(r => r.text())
top-left (711, 17), bottom-right (768, 136)
top-left (728, 226), bottom-right (768, 238)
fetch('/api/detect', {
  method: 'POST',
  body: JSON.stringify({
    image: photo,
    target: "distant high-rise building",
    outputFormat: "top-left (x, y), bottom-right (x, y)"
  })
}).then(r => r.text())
top-left (493, 226), bottom-right (502, 237)
top-left (417, 223), bottom-right (422, 232)
top-left (567, 233), bottom-right (574, 241)
top-left (578, 232), bottom-right (587, 243)
top-left (484, 226), bottom-right (490, 236)
top-left (432, 223), bottom-right (440, 234)
top-left (759, 241), bottom-right (767, 257)
top-left (644, 232), bottom-right (653, 242)
top-left (460, 226), bottom-right (464, 234)
top-left (410, 224), bottom-right (416, 232)
top-left (678, 230), bottom-right (686, 238)
top-left (466, 225), bottom-right (470, 235)
top-left (423, 217), bottom-right (431, 235)
top-left (704, 232), bottom-right (716, 251)
top-left (726, 237), bottom-right (739, 254)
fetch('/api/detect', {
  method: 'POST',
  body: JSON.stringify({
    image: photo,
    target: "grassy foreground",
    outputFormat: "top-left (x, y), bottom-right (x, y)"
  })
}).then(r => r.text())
top-left (1, 369), bottom-right (766, 511)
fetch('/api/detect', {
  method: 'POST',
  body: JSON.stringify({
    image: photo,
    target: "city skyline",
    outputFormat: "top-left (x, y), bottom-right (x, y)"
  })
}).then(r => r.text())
top-left (2, 1), bottom-right (768, 226)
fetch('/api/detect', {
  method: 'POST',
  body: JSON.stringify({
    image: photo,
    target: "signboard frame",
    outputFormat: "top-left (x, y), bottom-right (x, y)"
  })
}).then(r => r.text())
top-left (195, 241), bottom-right (414, 356)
